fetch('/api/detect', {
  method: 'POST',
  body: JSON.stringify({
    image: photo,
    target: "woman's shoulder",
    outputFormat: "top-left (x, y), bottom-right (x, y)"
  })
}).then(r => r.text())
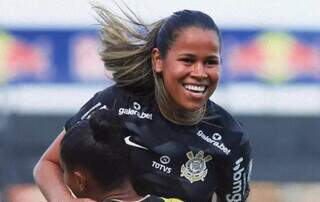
top-left (64, 85), bottom-right (132, 131)
top-left (206, 100), bottom-right (251, 156)
top-left (207, 101), bottom-right (242, 130)
top-left (205, 100), bottom-right (248, 145)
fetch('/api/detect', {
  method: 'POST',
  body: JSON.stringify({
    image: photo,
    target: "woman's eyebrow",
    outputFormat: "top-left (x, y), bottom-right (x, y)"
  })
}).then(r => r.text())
top-left (177, 53), bottom-right (196, 57)
top-left (206, 55), bottom-right (221, 60)
top-left (177, 53), bottom-right (221, 61)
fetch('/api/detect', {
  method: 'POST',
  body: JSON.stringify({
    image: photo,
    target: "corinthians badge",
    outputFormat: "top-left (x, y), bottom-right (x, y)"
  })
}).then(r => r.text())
top-left (181, 150), bottom-right (212, 183)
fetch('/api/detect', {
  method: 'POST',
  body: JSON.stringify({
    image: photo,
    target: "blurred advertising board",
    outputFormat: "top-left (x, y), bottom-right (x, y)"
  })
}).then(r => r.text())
top-left (0, 29), bottom-right (106, 85)
top-left (0, 28), bottom-right (319, 85)
top-left (222, 30), bottom-right (320, 84)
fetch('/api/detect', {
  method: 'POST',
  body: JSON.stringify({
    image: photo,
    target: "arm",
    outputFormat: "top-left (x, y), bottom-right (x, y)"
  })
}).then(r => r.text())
top-left (215, 140), bottom-right (252, 202)
top-left (33, 130), bottom-right (72, 201)
top-left (33, 89), bottom-right (112, 201)
top-left (33, 130), bottom-right (95, 202)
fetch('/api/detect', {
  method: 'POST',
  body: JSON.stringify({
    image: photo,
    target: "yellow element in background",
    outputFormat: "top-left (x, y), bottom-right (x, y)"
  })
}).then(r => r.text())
top-left (256, 32), bottom-right (296, 84)
top-left (0, 31), bottom-right (13, 84)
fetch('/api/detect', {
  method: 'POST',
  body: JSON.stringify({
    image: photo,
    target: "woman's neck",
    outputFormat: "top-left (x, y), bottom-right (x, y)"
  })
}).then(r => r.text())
top-left (159, 103), bottom-right (205, 125)
top-left (155, 91), bottom-right (206, 125)
top-left (154, 78), bottom-right (206, 125)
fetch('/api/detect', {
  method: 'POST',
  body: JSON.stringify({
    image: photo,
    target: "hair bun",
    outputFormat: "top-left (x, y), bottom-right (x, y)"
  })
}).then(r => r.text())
top-left (89, 109), bottom-right (124, 143)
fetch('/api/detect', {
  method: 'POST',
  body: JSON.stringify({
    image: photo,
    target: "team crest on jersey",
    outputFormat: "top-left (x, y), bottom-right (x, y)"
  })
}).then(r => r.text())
top-left (180, 150), bottom-right (212, 183)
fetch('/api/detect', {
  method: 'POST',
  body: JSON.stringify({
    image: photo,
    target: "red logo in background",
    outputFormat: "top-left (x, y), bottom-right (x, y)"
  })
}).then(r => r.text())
top-left (8, 39), bottom-right (51, 79)
top-left (289, 42), bottom-right (320, 74)
top-left (226, 32), bottom-right (320, 83)
top-left (0, 32), bottom-right (52, 82)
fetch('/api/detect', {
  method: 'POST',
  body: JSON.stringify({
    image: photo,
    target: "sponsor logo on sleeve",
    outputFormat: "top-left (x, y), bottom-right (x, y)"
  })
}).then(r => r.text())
top-left (197, 130), bottom-right (231, 155)
top-left (118, 102), bottom-right (152, 120)
top-left (247, 159), bottom-right (253, 183)
top-left (226, 157), bottom-right (246, 202)
top-left (180, 151), bottom-right (212, 183)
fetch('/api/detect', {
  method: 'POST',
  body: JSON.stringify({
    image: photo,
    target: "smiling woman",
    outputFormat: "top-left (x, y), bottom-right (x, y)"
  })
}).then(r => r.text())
top-left (33, 4), bottom-right (252, 202)
top-left (152, 27), bottom-right (221, 112)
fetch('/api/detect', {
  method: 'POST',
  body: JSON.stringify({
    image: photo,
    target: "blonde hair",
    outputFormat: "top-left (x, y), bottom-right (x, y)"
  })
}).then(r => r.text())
top-left (94, 4), bottom-right (163, 93)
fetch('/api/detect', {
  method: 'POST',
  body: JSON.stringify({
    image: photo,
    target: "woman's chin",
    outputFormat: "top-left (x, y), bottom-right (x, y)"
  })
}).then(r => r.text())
top-left (177, 103), bottom-right (205, 112)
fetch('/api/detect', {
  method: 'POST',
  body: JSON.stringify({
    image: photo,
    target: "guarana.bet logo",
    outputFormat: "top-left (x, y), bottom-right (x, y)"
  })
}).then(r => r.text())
top-left (180, 150), bottom-right (212, 183)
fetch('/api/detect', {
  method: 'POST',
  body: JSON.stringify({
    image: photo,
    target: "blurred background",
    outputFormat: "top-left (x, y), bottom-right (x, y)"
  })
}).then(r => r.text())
top-left (0, 0), bottom-right (319, 201)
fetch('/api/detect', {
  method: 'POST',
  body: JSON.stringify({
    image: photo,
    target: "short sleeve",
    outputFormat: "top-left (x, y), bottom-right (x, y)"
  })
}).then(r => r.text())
top-left (64, 85), bottom-right (120, 131)
top-left (215, 136), bottom-right (252, 202)
top-left (64, 92), bottom-right (101, 131)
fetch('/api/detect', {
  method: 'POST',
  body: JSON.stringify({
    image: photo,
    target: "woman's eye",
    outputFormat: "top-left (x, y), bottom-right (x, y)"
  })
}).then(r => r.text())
top-left (205, 59), bottom-right (220, 66)
top-left (180, 58), bottom-right (194, 65)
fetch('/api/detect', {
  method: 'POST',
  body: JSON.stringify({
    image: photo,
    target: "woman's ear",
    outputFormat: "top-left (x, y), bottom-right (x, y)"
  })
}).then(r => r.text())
top-left (74, 170), bottom-right (87, 192)
top-left (151, 48), bottom-right (163, 73)
top-left (73, 171), bottom-right (88, 195)
top-left (66, 169), bottom-right (88, 198)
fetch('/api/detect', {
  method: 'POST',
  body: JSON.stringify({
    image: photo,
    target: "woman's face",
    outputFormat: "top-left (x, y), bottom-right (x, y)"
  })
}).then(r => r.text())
top-left (153, 27), bottom-right (221, 111)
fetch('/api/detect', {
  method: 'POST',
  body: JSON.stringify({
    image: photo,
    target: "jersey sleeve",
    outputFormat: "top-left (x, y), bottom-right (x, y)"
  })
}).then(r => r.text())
top-left (64, 86), bottom-right (119, 131)
top-left (215, 135), bottom-right (252, 202)
top-left (64, 92), bottom-right (101, 131)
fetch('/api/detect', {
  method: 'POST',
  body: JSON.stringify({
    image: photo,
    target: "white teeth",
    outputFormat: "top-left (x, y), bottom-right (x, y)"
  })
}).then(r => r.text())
top-left (184, 84), bottom-right (206, 92)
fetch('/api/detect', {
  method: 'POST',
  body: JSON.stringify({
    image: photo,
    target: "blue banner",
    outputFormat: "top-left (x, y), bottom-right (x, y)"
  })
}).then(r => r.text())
top-left (1, 29), bottom-right (319, 85)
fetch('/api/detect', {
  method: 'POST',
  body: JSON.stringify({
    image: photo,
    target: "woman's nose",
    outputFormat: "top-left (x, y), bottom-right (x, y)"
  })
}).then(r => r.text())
top-left (191, 63), bottom-right (208, 79)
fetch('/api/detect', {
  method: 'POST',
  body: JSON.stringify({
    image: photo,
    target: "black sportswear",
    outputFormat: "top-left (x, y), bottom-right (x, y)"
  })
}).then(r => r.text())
top-left (65, 85), bottom-right (252, 202)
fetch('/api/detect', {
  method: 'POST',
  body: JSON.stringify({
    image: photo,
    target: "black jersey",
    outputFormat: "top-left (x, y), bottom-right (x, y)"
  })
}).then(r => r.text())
top-left (65, 85), bottom-right (252, 202)
top-left (104, 194), bottom-right (183, 202)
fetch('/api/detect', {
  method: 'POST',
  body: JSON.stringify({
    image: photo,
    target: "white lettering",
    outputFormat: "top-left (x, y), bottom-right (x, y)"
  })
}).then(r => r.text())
top-left (152, 161), bottom-right (172, 174)
top-left (197, 130), bottom-right (231, 155)
top-left (234, 168), bottom-right (244, 181)
top-left (118, 105), bottom-right (152, 120)
top-left (232, 178), bottom-right (243, 193)
top-left (226, 193), bottom-right (242, 202)
top-left (226, 157), bottom-right (245, 202)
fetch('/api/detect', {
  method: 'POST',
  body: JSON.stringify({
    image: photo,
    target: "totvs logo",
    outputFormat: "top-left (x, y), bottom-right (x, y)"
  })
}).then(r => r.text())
top-left (152, 155), bottom-right (172, 174)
